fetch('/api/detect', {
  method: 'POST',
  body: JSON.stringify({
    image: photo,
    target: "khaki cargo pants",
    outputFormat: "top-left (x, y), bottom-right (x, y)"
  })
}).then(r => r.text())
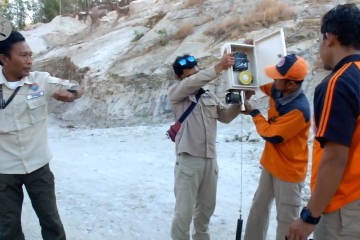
top-left (0, 164), bottom-right (66, 240)
top-left (314, 198), bottom-right (360, 240)
top-left (171, 153), bottom-right (219, 240)
top-left (244, 168), bottom-right (303, 240)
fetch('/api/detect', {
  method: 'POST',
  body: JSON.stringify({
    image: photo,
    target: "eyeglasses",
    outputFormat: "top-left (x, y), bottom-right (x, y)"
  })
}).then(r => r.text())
top-left (178, 56), bottom-right (196, 66)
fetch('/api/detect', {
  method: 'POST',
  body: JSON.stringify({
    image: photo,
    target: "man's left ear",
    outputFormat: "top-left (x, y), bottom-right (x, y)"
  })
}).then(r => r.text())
top-left (286, 80), bottom-right (296, 90)
top-left (0, 54), bottom-right (7, 66)
top-left (325, 32), bottom-right (337, 46)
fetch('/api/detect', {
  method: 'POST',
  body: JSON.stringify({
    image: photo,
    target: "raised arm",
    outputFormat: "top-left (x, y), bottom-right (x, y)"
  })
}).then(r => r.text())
top-left (53, 86), bottom-right (84, 102)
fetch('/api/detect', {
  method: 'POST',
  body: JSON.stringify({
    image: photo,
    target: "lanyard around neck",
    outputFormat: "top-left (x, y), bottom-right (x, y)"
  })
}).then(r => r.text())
top-left (0, 84), bottom-right (22, 110)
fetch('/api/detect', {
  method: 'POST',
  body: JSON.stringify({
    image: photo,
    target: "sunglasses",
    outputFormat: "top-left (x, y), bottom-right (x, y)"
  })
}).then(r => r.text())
top-left (178, 56), bottom-right (196, 66)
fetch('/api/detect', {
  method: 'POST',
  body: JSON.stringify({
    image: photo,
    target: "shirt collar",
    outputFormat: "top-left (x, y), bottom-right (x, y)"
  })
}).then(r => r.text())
top-left (0, 67), bottom-right (6, 85)
top-left (277, 87), bottom-right (303, 105)
top-left (332, 54), bottom-right (360, 73)
top-left (0, 67), bottom-right (32, 86)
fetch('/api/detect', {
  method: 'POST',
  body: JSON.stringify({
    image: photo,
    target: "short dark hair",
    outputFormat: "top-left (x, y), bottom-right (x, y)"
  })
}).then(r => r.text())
top-left (172, 54), bottom-right (197, 77)
top-left (321, 4), bottom-right (360, 50)
top-left (0, 31), bottom-right (25, 66)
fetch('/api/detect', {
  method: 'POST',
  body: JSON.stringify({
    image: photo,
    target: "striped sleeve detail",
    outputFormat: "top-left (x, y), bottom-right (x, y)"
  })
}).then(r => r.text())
top-left (355, 62), bottom-right (360, 69)
top-left (252, 109), bottom-right (307, 144)
top-left (317, 63), bottom-right (352, 137)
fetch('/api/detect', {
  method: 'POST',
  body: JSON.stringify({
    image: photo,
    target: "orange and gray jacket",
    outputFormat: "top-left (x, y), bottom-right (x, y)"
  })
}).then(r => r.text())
top-left (168, 67), bottom-right (242, 159)
top-left (250, 82), bottom-right (311, 182)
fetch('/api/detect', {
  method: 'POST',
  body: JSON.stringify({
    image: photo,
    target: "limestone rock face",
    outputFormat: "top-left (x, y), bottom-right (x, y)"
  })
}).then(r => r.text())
top-left (22, 0), bottom-right (343, 127)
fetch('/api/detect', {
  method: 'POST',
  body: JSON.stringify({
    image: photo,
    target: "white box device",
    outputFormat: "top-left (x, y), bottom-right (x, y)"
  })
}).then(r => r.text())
top-left (221, 28), bottom-right (287, 92)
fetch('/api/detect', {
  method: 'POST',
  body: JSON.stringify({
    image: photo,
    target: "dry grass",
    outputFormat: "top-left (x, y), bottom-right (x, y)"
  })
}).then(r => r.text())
top-left (205, 0), bottom-right (297, 42)
top-left (172, 23), bottom-right (195, 40)
top-left (145, 11), bottom-right (166, 29)
top-left (33, 57), bottom-right (88, 84)
top-left (121, 37), bottom-right (171, 62)
top-left (184, 0), bottom-right (205, 8)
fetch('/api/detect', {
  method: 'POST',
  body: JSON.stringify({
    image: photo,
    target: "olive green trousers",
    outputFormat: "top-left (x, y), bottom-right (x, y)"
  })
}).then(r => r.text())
top-left (0, 164), bottom-right (65, 240)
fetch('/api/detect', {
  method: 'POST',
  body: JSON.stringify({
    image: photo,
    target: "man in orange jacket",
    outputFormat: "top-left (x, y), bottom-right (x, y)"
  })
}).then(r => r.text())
top-left (287, 4), bottom-right (360, 240)
top-left (242, 54), bottom-right (310, 240)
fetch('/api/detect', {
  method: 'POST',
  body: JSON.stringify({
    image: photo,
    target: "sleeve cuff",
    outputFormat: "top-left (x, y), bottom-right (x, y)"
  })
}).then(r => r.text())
top-left (250, 109), bottom-right (260, 117)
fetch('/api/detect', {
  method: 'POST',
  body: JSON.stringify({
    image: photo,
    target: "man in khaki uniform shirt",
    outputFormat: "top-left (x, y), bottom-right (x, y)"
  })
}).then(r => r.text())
top-left (0, 31), bottom-right (83, 240)
top-left (168, 52), bottom-right (242, 240)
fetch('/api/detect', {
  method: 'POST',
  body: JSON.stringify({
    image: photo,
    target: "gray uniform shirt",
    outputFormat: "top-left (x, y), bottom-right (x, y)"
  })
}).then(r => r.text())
top-left (0, 70), bottom-right (79, 174)
top-left (168, 67), bottom-right (241, 159)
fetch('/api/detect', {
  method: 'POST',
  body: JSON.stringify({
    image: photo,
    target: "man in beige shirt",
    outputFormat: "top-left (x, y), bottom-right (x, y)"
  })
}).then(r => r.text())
top-left (0, 31), bottom-right (83, 240)
top-left (168, 52), bottom-right (242, 240)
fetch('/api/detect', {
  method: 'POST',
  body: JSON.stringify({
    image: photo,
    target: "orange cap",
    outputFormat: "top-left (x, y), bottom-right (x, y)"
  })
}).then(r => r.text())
top-left (264, 54), bottom-right (308, 81)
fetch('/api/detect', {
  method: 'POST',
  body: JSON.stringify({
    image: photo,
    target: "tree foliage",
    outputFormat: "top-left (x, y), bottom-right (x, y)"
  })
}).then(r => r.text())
top-left (0, 0), bottom-right (92, 30)
top-left (1, 0), bottom-right (33, 30)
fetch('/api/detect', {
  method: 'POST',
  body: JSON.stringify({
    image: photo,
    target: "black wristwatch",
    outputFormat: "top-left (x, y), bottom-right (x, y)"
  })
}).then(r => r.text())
top-left (300, 207), bottom-right (321, 224)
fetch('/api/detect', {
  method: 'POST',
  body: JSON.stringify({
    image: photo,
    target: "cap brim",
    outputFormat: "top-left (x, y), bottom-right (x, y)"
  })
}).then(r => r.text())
top-left (264, 65), bottom-right (286, 80)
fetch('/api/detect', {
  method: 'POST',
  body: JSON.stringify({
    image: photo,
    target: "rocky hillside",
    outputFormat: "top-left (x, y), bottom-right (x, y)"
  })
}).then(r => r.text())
top-left (21, 0), bottom-right (352, 127)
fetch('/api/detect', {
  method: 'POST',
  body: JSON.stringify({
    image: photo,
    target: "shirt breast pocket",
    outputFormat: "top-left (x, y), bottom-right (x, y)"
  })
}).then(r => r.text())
top-left (27, 97), bottom-right (47, 124)
top-left (0, 110), bottom-right (16, 132)
top-left (202, 97), bottom-right (219, 119)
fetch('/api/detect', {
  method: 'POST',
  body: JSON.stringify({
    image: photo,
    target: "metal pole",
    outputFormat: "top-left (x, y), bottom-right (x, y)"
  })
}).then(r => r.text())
top-left (59, 0), bottom-right (61, 15)
top-left (240, 90), bottom-right (246, 111)
top-left (235, 112), bottom-right (244, 240)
